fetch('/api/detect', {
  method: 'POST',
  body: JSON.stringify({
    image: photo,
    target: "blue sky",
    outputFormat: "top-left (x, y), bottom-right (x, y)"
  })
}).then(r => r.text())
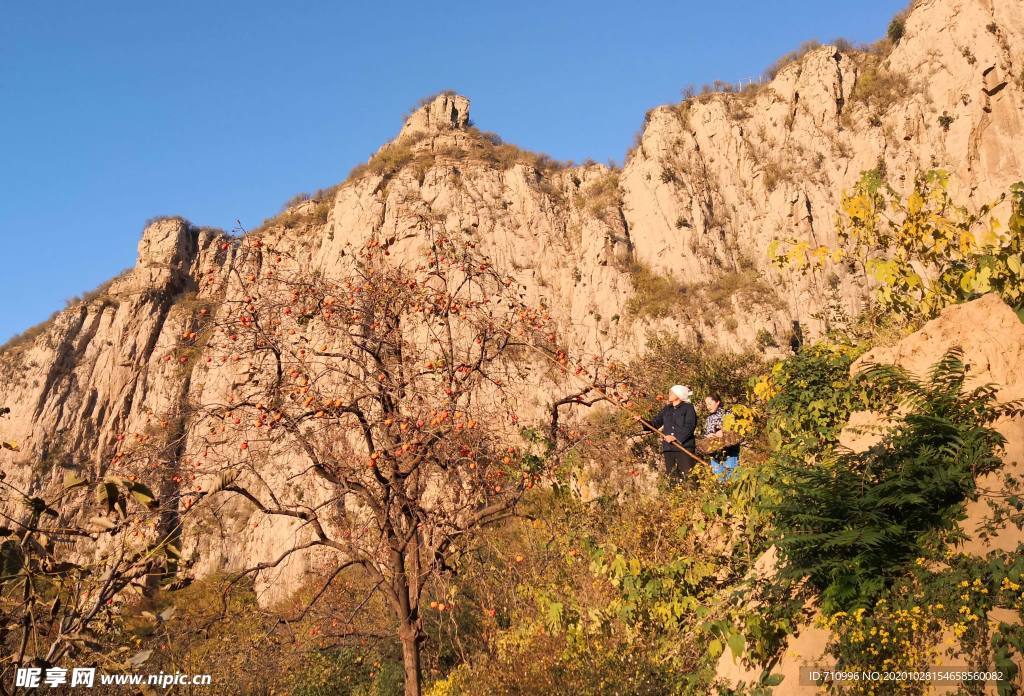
top-left (0, 0), bottom-right (906, 343)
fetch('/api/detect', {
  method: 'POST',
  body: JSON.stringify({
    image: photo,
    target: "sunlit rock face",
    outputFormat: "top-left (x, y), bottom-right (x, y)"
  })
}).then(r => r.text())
top-left (2, 0), bottom-right (1022, 603)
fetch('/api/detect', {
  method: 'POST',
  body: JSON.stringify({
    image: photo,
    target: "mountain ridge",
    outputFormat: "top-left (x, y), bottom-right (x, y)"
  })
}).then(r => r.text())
top-left (2, 0), bottom-right (1023, 602)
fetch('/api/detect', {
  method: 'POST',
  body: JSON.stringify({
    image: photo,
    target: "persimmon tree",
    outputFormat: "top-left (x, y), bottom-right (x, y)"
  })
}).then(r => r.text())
top-left (179, 231), bottom-right (612, 695)
top-left (0, 407), bottom-right (175, 695)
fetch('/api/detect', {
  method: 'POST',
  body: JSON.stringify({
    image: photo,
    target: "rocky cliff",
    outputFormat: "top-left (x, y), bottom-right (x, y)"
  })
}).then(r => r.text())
top-left (2, 0), bottom-right (1023, 601)
top-left (624, 0), bottom-right (1024, 321)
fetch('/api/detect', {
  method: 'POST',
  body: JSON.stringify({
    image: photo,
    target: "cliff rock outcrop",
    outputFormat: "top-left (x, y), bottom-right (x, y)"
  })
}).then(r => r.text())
top-left (2, 0), bottom-right (1023, 603)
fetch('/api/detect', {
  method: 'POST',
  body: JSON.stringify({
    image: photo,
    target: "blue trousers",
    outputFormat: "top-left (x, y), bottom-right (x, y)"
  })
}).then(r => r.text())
top-left (711, 453), bottom-right (739, 479)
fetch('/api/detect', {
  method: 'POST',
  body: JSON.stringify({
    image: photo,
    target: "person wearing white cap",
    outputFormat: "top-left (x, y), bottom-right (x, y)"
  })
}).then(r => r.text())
top-left (645, 384), bottom-right (698, 480)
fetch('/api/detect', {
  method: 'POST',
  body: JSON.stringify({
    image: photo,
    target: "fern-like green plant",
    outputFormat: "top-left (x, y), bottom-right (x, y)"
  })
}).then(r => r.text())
top-left (772, 348), bottom-right (1024, 613)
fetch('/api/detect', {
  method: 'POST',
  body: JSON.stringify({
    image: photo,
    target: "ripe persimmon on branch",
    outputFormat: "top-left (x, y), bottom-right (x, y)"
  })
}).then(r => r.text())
top-left (173, 229), bottom-right (620, 695)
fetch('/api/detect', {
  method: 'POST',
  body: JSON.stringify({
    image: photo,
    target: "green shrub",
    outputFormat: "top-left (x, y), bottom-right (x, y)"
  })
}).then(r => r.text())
top-left (431, 480), bottom-right (765, 695)
top-left (756, 329), bottom-right (778, 349)
top-left (290, 648), bottom-right (403, 696)
top-left (887, 13), bottom-right (906, 45)
top-left (771, 349), bottom-right (1023, 612)
top-left (823, 550), bottom-right (1024, 683)
top-left (112, 576), bottom-right (293, 694)
top-left (755, 341), bottom-right (868, 461)
top-left (622, 333), bottom-right (765, 441)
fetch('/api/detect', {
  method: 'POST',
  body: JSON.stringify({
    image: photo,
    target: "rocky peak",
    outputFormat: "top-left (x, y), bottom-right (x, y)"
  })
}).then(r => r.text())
top-left (398, 92), bottom-right (471, 139)
top-left (132, 216), bottom-right (199, 290)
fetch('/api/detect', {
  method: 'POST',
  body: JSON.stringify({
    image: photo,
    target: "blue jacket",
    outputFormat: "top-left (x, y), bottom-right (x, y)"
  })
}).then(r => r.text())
top-left (651, 402), bottom-right (697, 452)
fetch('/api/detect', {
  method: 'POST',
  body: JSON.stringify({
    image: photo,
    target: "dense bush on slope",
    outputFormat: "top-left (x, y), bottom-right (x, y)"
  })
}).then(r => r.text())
top-left (773, 349), bottom-right (1023, 612)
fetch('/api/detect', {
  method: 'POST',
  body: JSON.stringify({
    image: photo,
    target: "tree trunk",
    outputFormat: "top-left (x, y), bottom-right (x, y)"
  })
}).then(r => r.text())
top-left (399, 623), bottom-right (422, 696)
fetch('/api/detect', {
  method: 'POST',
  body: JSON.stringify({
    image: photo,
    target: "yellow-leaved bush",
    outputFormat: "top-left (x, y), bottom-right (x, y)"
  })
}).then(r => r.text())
top-left (769, 170), bottom-right (1024, 320)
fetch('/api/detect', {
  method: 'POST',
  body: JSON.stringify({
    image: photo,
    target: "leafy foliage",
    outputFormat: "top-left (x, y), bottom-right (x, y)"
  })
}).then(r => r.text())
top-left (430, 479), bottom-right (772, 695)
top-left (633, 333), bottom-right (764, 408)
top-left (0, 408), bottom-right (177, 688)
top-left (770, 172), bottom-right (1024, 320)
top-left (589, 333), bottom-right (764, 464)
top-left (291, 648), bottom-right (404, 696)
top-left (887, 15), bottom-right (906, 45)
top-left (822, 549), bottom-right (1024, 693)
top-left (772, 348), bottom-right (1024, 612)
top-left (752, 342), bottom-right (868, 463)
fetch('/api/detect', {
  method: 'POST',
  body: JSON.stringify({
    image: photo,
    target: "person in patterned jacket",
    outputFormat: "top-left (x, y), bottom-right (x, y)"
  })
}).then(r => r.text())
top-left (703, 394), bottom-right (740, 479)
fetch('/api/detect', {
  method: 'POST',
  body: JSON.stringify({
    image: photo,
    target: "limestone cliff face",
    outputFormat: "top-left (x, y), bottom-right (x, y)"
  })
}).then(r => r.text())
top-left (623, 0), bottom-right (1024, 327)
top-left (2, 0), bottom-right (1023, 601)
